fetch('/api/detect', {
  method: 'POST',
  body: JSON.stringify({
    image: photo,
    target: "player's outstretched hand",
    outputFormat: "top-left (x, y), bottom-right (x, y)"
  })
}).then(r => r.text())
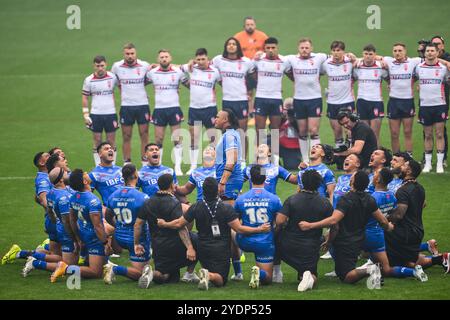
top-left (298, 221), bottom-right (312, 231)
top-left (186, 247), bottom-right (196, 261)
top-left (134, 244), bottom-right (145, 257)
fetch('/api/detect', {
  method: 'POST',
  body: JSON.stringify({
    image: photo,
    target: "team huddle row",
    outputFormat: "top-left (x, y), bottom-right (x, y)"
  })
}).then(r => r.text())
top-left (1, 135), bottom-right (449, 292)
top-left (81, 37), bottom-right (450, 177)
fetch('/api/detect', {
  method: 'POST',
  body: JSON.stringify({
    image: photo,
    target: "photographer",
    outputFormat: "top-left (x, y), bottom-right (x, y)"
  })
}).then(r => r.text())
top-left (279, 97), bottom-right (302, 170)
top-left (335, 109), bottom-right (378, 170)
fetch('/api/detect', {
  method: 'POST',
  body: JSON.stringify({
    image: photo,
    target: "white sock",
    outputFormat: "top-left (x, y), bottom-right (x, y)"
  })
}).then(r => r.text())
top-left (113, 149), bottom-right (117, 166)
top-left (190, 148), bottom-right (199, 168)
top-left (159, 148), bottom-right (163, 165)
top-left (273, 264), bottom-right (281, 274)
top-left (437, 152), bottom-right (444, 166)
top-left (425, 153), bottom-right (432, 167)
top-left (299, 138), bottom-right (309, 163)
top-left (174, 145), bottom-right (182, 169)
top-left (93, 151), bottom-right (100, 167)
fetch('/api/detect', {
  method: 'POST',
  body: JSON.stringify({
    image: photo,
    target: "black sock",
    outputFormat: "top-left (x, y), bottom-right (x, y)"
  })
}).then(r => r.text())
top-left (432, 255), bottom-right (443, 265)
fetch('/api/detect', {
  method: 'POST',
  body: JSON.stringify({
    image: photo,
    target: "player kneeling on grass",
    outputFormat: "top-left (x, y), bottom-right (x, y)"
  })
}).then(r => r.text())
top-left (299, 170), bottom-right (394, 289)
top-left (103, 164), bottom-right (152, 286)
top-left (157, 177), bottom-right (270, 290)
top-left (231, 164), bottom-right (282, 288)
top-left (50, 169), bottom-right (112, 282)
top-left (275, 170), bottom-right (333, 292)
top-left (22, 167), bottom-right (80, 277)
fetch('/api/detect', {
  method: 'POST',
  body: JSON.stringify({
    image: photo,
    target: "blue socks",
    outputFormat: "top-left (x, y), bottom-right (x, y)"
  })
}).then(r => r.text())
top-left (392, 266), bottom-right (414, 278)
top-left (232, 260), bottom-right (242, 275)
top-left (113, 265), bottom-right (128, 276)
top-left (44, 243), bottom-right (50, 251)
top-left (259, 269), bottom-right (267, 281)
top-left (32, 252), bottom-right (46, 261)
top-left (420, 243), bottom-right (429, 252)
top-left (32, 259), bottom-right (47, 270)
top-left (18, 250), bottom-right (33, 259)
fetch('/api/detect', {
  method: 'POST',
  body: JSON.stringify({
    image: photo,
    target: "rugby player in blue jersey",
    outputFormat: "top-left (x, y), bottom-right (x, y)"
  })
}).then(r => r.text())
top-left (242, 144), bottom-right (297, 194)
top-left (50, 169), bottom-right (112, 282)
top-left (366, 147), bottom-right (392, 194)
top-left (233, 165), bottom-right (282, 288)
top-left (138, 143), bottom-right (178, 197)
top-left (22, 168), bottom-right (79, 276)
top-left (103, 164), bottom-right (152, 287)
top-left (363, 168), bottom-right (428, 281)
top-left (176, 146), bottom-right (216, 202)
top-left (214, 109), bottom-right (244, 205)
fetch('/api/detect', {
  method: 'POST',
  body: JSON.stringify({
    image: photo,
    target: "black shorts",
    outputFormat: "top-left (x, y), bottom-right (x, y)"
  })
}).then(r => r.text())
top-left (327, 102), bottom-right (355, 120)
top-left (384, 226), bottom-right (422, 266)
top-left (188, 106), bottom-right (217, 128)
top-left (120, 105), bottom-right (151, 126)
top-left (89, 114), bottom-right (119, 133)
top-left (246, 76), bottom-right (257, 91)
top-left (332, 239), bottom-right (363, 281)
top-left (387, 98), bottom-right (415, 119)
top-left (254, 98), bottom-right (282, 117)
top-left (222, 100), bottom-right (249, 120)
top-left (356, 99), bottom-right (384, 120)
top-left (294, 98), bottom-right (323, 119)
top-left (152, 107), bottom-right (184, 127)
top-left (418, 105), bottom-right (448, 126)
top-left (198, 241), bottom-right (231, 285)
top-left (279, 232), bottom-right (320, 277)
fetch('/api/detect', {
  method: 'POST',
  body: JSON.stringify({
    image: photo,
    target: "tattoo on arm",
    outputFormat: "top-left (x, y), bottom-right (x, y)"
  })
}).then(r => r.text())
top-left (178, 227), bottom-right (193, 249)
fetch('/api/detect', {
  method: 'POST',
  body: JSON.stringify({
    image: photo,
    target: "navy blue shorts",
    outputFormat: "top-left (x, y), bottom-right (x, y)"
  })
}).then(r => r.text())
top-left (120, 105), bottom-right (151, 126)
top-left (222, 100), bottom-right (249, 120)
top-left (327, 102), bottom-right (355, 120)
top-left (294, 98), bottom-right (323, 119)
top-left (236, 234), bottom-right (274, 263)
top-left (188, 106), bottom-right (217, 128)
top-left (89, 114), bottom-right (119, 133)
top-left (418, 105), bottom-right (448, 126)
top-left (152, 107), bottom-right (184, 127)
top-left (356, 99), bottom-right (384, 120)
top-left (387, 98), bottom-right (415, 119)
top-left (79, 227), bottom-right (105, 256)
top-left (255, 97), bottom-right (282, 117)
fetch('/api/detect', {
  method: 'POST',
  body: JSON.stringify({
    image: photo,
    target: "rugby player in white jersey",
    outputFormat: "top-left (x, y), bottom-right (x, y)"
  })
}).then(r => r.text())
top-left (353, 44), bottom-right (388, 145)
top-left (111, 43), bottom-right (151, 166)
top-left (381, 43), bottom-right (422, 155)
top-left (253, 37), bottom-right (290, 148)
top-left (181, 48), bottom-right (221, 175)
top-left (285, 38), bottom-right (328, 163)
top-left (82, 55), bottom-right (118, 166)
top-left (321, 41), bottom-right (357, 151)
top-left (415, 43), bottom-right (450, 173)
top-left (146, 49), bottom-right (189, 176)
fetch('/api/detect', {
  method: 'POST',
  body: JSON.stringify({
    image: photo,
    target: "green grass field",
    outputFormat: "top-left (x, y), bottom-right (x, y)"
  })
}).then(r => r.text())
top-left (0, 0), bottom-right (450, 300)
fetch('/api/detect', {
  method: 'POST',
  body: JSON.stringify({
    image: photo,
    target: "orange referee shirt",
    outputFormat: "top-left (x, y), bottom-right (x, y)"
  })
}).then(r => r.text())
top-left (234, 30), bottom-right (268, 59)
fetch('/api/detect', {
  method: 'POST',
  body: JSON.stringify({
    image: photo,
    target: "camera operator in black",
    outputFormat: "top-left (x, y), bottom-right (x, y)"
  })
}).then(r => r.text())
top-left (334, 108), bottom-right (378, 170)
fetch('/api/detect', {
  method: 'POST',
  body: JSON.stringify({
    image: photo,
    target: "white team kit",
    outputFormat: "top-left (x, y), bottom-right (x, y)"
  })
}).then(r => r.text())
top-left (211, 55), bottom-right (255, 101)
top-left (82, 71), bottom-right (117, 115)
top-left (321, 57), bottom-right (355, 105)
top-left (111, 59), bottom-right (150, 106)
top-left (146, 66), bottom-right (187, 109)
top-left (181, 64), bottom-right (221, 109)
top-left (415, 62), bottom-right (449, 107)
top-left (353, 61), bottom-right (388, 102)
top-left (383, 56), bottom-right (422, 99)
top-left (286, 53), bottom-right (328, 100)
top-left (253, 54), bottom-right (290, 99)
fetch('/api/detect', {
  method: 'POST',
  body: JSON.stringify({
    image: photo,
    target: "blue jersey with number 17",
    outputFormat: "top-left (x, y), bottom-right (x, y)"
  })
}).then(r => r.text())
top-left (234, 188), bottom-right (282, 243)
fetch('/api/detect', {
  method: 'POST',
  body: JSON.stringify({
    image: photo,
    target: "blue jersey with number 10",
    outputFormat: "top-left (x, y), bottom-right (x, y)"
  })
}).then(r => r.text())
top-left (234, 188), bottom-right (282, 243)
top-left (106, 186), bottom-right (149, 229)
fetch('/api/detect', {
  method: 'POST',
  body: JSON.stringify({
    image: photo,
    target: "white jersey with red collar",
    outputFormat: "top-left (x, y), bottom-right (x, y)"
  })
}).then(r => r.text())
top-left (415, 61), bottom-right (449, 107)
top-left (82, 71), bottom-right (117, 115)
top-left (111, 59), bottom-right (150, 106)
top-left (254, 54), bottom-right (290, 99)
top-left (211, 55), bottom-right (255, 101)
top-left (181, 64), bottom-right (221, 109)
top-left (383, 56), bottom-right (422, 99)
top-left (353, 61), bottom-right (388, 101)
top-left (146, 66), bottom-right (187, 109)
top-left (321, 57), bottom-right (355, 104)
top-left (286, 53), bottom-right (328, 100)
